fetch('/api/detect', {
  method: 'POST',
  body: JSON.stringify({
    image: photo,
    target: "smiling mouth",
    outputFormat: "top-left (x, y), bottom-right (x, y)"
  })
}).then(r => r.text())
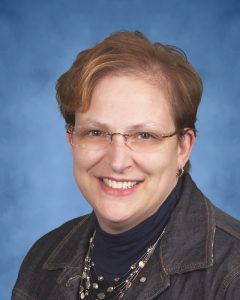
top-left (101, 178), bottom-right (140, 189)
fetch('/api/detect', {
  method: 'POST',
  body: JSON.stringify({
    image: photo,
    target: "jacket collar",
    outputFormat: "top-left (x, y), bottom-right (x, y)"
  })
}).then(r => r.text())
top-left (43, 214), bottom-right (94, 271)
top-left (43, 174), bottom-right (215, 296)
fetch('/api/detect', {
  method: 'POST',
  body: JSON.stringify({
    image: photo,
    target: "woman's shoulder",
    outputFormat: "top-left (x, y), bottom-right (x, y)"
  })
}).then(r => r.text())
top-left (12, 214), bottom-right (93, 299)
top-left (15, 216), bottom-right (90, 277)
top-left (213, 204), bottom-right (240, 237)
top-left (185, 174), bottom-right (240, 237)
top-left (27, 214), bottom-right (90, 256)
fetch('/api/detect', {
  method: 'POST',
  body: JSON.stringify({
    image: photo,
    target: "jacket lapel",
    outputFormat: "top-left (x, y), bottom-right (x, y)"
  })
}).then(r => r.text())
top-left (42, 214), bottom-right (94, 299)
top-left (161, 174), bottom-right (215, 275)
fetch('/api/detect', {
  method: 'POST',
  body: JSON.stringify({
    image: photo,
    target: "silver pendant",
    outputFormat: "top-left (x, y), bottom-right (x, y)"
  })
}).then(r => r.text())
top-left (107, 286), bottom-right (114, 292)
top-left (138, 261), bottom-right (145, 268)
top-left (125, 280), bottom-right (132, 289)
top-left (86, 277), bottom-right (90, 289)
top-left (114, 277), bottom-right (120, 282)
top-left (93, 282), bottom-right (99, 289)
top-left (97, 292), bottom-right (105, 299)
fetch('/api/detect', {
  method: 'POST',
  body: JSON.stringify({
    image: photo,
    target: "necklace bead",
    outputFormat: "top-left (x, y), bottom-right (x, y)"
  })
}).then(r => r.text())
top-left (130, 263), bottom-right (136, 269)
top-left (140, 276), bottom-right (146, 283)
top-left (98, 276), bottom-right (104, 281)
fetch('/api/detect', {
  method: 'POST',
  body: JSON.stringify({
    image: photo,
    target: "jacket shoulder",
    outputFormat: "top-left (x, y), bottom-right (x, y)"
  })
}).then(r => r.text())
top-left (213, 204), bottom-right (240, 240)
top-left (27, 215), bottom-right (89, 256)
top-left (209, 203), bottom-right (240, 298)
top-left (12, 215), bottom-right (91, 299)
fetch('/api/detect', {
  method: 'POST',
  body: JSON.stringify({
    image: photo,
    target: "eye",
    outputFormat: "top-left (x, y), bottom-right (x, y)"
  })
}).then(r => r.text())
top-left (87, 129), bottom-right (104, 137)
top-left (137, 132), bottom-right (155, 140)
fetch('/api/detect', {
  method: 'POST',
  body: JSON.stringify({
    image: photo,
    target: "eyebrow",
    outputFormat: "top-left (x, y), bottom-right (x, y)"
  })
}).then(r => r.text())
top-left (75, 118), bottom-right (161, 131)
top-left (75, 119), bottom-right (109, 128)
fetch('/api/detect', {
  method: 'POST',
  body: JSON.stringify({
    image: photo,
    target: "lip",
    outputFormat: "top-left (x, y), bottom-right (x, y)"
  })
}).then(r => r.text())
top-left (100, 176), bottom-right (142, 182)
top-left (98, 177), bottom-right (143, 196)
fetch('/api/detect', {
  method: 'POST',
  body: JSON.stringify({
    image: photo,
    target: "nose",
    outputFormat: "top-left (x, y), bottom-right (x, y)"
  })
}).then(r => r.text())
top-left (110, 132), bottom-right (128, 143)
top-left (107, 134), bottom-right (133, 173)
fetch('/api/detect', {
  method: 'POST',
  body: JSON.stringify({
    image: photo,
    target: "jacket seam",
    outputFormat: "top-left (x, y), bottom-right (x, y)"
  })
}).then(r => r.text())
top-left (215, 224), bottom-right (240, 240)
top-left (204, 197), bottom-right (215, 266)
top-left (164, 262), bottom-right (212, 273)
top-left (217, 265), bottom-right (240, 299)
top-left (12, 288), bottom-right (35, 300)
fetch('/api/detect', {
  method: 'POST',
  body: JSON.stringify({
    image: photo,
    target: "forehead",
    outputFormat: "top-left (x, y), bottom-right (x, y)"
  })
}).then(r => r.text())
top-left (75, 75), bottom-right (174, 130)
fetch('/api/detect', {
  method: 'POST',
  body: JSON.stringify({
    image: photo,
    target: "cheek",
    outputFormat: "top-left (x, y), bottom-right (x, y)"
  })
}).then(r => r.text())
top-left (72, 149), bottom-right (104, 176)
top-left (136, 147), bottom-right (178, 175)
top-left (72, 152), bottom-right (99, 197)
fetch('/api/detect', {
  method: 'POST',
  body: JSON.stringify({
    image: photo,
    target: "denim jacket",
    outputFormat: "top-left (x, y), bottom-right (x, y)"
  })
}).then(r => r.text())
top-left (12, 174), bottom-right (240, 299)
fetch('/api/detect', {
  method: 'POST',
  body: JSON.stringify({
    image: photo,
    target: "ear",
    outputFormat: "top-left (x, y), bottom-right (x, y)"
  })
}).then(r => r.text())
top-left (66, 132), bottom-right (74, 151)
top-left (177, 129), bottom-right (196, 168)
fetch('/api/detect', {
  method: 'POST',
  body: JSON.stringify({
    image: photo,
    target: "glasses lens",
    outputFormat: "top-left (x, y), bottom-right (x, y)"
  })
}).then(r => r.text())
top-left (128, 134), bottom-right (163, 152)
top-left (71, 131), bottom-right (109, 150)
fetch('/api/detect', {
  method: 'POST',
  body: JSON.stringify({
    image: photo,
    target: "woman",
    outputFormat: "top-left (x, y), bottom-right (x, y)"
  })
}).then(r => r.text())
top-left (12, 31), bottom-right (240, 300)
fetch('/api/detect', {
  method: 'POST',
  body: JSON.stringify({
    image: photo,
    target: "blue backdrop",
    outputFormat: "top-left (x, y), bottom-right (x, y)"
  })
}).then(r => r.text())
top-left (1, 0), bottom-right (240, 298)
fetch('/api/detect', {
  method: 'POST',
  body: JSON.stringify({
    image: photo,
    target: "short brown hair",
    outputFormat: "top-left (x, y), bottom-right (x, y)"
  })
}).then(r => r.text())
top-left (56, 31), bottom-right (203, 171)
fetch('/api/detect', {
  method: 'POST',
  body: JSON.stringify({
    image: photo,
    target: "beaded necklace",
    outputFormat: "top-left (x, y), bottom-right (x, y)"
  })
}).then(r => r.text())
top-left (78, 229), bottom-right (165, 300)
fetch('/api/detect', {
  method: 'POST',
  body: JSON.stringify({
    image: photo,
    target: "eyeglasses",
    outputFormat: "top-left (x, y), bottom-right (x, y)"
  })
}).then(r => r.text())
top-left (66, 125), bottom-right (187, 152)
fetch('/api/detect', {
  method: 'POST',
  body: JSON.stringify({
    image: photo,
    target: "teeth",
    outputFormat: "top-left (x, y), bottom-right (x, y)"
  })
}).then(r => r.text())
top-left (103, 178), bottom-right (138, 189)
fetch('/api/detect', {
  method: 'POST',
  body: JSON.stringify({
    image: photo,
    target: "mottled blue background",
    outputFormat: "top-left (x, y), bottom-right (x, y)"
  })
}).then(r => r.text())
top-left (1, 0), bottom-right (240, 298)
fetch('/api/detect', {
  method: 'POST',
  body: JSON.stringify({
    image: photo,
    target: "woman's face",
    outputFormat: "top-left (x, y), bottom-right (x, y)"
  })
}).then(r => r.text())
top-left (69, 75), bottom-right (194, 233)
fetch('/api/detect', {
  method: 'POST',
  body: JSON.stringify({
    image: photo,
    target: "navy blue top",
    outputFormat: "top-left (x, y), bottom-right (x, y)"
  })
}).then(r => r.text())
top-left (92, 176), bottom-right (183, 281)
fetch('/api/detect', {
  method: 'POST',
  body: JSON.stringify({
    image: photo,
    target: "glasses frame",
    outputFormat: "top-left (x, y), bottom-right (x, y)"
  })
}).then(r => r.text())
top-left (66, 124), bottom-right (191, 151)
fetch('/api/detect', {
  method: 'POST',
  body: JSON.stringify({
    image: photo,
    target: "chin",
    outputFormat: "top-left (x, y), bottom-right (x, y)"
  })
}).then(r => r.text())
top-left (104, 209), bottom-right (131, 223)
top-left (96, 205), bottom-right (134, 228)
